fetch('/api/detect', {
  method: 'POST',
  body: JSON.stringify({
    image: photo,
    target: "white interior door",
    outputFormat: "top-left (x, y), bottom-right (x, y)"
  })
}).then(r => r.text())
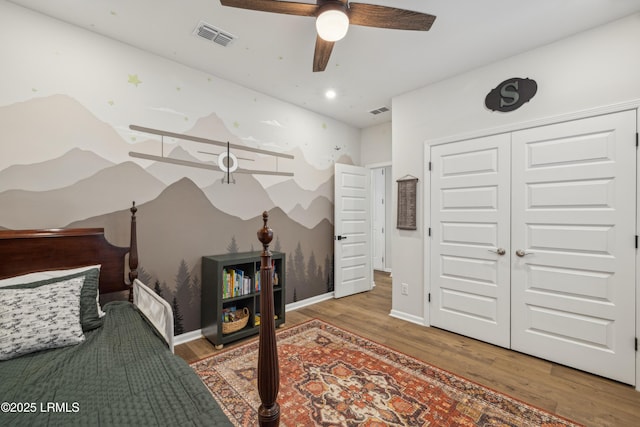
top-left (334, 163), bottom-right (372, 298)
top-left (511, 110), bottom-right (637, 384)
top-left (430, 134), bottom-right (512, 347)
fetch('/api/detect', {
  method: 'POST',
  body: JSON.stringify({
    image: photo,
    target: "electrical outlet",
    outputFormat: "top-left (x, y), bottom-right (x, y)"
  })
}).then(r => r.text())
top-left (401, 283), bottom-right (409, 295)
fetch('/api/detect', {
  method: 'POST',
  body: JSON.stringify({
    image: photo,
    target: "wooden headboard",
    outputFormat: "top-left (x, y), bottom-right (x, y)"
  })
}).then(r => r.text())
top-left (0, 203), bottom-right (139, 300)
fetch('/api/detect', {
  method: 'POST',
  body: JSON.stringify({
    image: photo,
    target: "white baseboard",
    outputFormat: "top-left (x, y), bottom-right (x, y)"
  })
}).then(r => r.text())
top-left (389, 309), bottom-right (426, 326)
top-left (286, 292), bottom-right (334, 311)
top-left (174, 328), bottom-right (203, 346)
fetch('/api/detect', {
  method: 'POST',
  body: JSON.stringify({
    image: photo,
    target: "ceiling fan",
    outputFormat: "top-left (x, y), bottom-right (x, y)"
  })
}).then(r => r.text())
top-left (219, 0), bottom-right (436, 72)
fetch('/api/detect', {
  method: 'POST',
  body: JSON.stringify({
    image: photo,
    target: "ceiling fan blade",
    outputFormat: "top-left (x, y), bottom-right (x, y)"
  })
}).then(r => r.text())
top-left (220, 0), bottom-right (318, 17)
top-left (313, 36), bottom-right (335, 72)
top-left (348, 3), bottom-right (436, 31)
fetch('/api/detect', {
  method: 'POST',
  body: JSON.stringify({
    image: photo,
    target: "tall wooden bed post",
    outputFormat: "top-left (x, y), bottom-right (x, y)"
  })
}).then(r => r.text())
top-left (257, 212), bottom-right (280, 427)
top-left (128, 201), bottom-right (139, 302)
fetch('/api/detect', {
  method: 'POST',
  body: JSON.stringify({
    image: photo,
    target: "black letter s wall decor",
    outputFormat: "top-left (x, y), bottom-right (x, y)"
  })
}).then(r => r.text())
top-left (485, 77), bottom-right (537, 112)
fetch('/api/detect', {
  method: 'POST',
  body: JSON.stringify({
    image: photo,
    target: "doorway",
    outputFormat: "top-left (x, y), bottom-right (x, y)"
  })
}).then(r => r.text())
top-left (372, 165), bottom-right (392, 273)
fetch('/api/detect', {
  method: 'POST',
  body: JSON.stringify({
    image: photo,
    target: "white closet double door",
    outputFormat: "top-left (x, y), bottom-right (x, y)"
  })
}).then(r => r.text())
top-left (430, 110), bottom-right (636, 384)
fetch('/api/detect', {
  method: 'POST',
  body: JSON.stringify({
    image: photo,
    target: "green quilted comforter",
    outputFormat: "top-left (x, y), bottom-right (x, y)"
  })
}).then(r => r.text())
top-left (0, 301), bottom-right (232, 426)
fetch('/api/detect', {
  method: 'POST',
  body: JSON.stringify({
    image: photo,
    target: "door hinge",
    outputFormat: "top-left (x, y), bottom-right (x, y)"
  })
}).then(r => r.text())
top-left (635, 337), bottom-right (638, 352)
top-left (636, 132), bottom-right (638, 148)
top-left (381, 227), bottom-right (384, 234)
top-left (636, 235), bottom-right (638, 249)
top-left (428, 293), bottom-right (431, 303)
top-left (428, 227), bottom-right (431, 237)
top-left (428, 161), bottom-right (432, 171)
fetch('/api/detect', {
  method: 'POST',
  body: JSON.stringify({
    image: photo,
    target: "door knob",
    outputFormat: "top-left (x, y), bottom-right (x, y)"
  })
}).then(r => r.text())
top-left (335, 235), bottom-right (347, 241)
top-left (488, 248), bottom-right (506, 255)
top-left (515, 249), bottom-right (532, 257)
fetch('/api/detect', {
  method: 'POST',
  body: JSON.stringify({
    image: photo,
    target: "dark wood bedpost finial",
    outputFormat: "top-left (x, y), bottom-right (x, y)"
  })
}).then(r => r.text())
top-left (257, 211), bottom-right (280, 427)
top-left (258, 211), bottom-right (274, 249)
top-left (128, 201), bottom-right (139, 303)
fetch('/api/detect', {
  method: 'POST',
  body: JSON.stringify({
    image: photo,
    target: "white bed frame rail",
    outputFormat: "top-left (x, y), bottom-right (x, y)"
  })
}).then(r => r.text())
top-left (133, 279), bottom-right (174, 353)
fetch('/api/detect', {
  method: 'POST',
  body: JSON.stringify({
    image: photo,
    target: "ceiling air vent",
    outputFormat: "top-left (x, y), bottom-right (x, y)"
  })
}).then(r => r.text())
top-left (368, 106), bottom-right (390, 115)
top-left (193, 21), bottom-right (236, 47)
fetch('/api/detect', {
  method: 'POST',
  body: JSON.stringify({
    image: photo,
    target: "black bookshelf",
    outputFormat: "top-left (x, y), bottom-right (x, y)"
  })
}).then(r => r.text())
top-left (201, 251), bottom-right (285, 348)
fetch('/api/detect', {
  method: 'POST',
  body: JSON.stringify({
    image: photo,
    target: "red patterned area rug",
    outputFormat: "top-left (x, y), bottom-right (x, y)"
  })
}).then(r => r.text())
top-left (191, 319), bottom-right (582, 427)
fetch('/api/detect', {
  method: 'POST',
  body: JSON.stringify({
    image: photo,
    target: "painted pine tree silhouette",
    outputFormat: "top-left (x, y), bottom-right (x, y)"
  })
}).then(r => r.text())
top-left (293, 242), bottom-right (305, 286)
top-left (160, 281), bottom-right (171, 301)
top-left (287, 251), bottom-right (297, 294)
top-left (280, 242), bottom-right (334, 302)
top-left (154, 280), bottom-right (163, 298)
top-left (307, 251), bottom-right (323, 289)
top-left (188, 265), bottom-right (201, 328)
top-left (326, 254), bottom-right (334, 292)
top-left (176, 259), bottom-right (199, 332)
top-left (316, 264), bottom-right (323, 288)
top-left (172, 296), bottom-right (184, 335)
top-left (227, 235), bottom-right (239, 253)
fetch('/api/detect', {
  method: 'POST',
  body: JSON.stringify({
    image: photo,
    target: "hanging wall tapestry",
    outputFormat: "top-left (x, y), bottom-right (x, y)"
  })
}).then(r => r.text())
top-left (397, 175), bottom-right (418, 230)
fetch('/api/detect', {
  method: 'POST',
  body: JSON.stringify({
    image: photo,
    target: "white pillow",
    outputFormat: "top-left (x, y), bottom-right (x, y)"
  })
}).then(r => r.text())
top-left (0, 277), bottom-right (86, 361)
top-left (0, 265), bottom-right (105, 318)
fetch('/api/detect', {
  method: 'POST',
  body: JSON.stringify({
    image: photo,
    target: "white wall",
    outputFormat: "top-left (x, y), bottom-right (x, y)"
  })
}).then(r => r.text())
top-left (360, 121), bottom-right (392, 166)
top-left (391, 13), bottom-right (640, 321)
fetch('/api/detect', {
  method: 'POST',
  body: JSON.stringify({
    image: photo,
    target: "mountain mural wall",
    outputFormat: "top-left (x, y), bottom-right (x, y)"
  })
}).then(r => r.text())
top-left (0, 96), bottom-right (344, 332)
top-left (68, 179), bottom-right (334, 332)
top-left (0, 100), bottom-right (344, 333)
top-left (1, 97), bottom-right (353, 335)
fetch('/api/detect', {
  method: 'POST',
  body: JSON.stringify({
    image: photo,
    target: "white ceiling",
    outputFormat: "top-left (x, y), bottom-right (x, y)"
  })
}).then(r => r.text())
top-left (9, 0), bottom-right (640, 128)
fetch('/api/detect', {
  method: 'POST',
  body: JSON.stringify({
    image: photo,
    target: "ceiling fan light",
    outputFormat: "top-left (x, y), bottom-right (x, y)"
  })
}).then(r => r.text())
top-left (316, 9), bottom-right (349, 42)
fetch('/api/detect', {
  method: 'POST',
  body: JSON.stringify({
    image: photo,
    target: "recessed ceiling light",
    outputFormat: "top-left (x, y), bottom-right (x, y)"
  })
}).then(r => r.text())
top-left (325, 89), bottom-right (337, 99)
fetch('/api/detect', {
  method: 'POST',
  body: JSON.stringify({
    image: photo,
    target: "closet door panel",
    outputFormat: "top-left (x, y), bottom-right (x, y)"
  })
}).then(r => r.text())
top-left (511, 110), bottom-right (636, 385)
top-left (430, 134), bottom-right (511, 347)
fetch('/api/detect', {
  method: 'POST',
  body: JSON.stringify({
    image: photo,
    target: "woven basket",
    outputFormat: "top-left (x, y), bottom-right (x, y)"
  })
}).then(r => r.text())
top-left (222, 307), bottom-right (250, 334)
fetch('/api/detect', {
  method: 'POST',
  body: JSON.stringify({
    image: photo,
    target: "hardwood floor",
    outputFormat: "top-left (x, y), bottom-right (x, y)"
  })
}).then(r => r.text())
top-left (177, 271), bottom-right (640, 427)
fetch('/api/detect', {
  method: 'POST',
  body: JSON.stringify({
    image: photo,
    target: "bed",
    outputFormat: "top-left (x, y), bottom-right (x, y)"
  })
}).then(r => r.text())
top-left (0, 203), bottom-right (235, 426)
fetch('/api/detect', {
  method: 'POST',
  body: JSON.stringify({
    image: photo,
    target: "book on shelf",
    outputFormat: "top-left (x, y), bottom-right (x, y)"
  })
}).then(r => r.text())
top-left (235, 269), bottom-right (244, 297)
top-left (243, 276), bottom-right (251, 295)
top-left (222, 268), bottom-right (253, 299)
